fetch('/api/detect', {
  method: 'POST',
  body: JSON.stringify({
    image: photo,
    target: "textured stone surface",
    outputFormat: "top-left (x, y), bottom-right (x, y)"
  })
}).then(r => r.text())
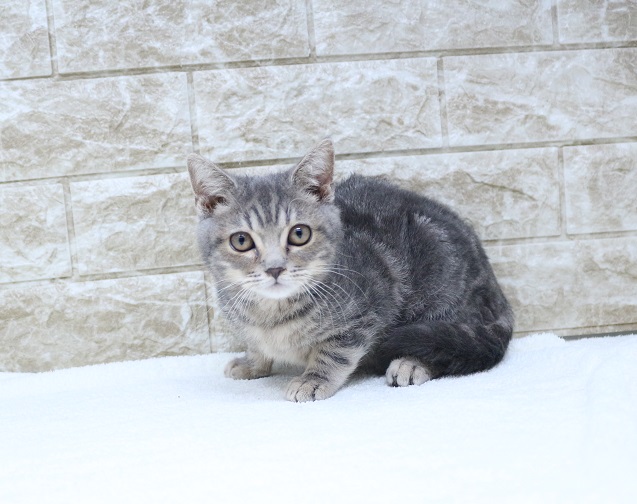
top-left (0, 0), bottom-right (51, 78)
top-left (194, 58), bottom-right (441, 163)
top-left (53, 0), bottom-right (308, 73)
top-left (558, 0), bottom-right (637, 43)
top-left (71, 173), bottom-right (200, 275)
top-left (487, 237), bottom-right (637, 334)
top-left (0, 272), bottom-right (210, 372)
top-left (314, 0), bottom-right (552, 55)
top-left (445, 49), bottom-right (637, 146)
top-left (563, 142), bottom-right (637, 235)
top-left (0, 183), bottom-right (70, 283)
top-left (337, 148), bottom-right (560, 241)
top-left (0, 74), bottom-right (191, 182)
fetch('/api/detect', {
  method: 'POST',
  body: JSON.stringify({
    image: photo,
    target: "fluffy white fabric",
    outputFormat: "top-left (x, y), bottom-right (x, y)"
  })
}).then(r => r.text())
top-left (1, 333), bottom-right (636, 503)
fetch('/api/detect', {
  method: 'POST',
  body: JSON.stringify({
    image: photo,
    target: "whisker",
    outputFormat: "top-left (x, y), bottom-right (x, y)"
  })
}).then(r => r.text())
top-left (300, 284), bottom-right (325, 330)
top-left (310, 267), bottom-right (367, 298)
top-left (222, 286), bottom-right (253, 322)
top-left (305, 282), bottom-right (337, 329)
top-left (306, 279), bottom-right (353, 326)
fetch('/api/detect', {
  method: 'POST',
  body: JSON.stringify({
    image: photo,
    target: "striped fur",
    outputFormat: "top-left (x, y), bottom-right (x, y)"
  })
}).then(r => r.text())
top-left (187, 139), bottom-right (514, 402)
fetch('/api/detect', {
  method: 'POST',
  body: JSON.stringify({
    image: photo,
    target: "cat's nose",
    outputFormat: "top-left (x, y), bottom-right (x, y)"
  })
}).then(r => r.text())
top-left (265, 267), bottom-right (285, 280)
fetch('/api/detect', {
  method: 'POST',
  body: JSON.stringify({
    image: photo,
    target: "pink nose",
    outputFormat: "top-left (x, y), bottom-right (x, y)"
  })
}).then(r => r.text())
top-left (265, 267), bottom-right (285, 280)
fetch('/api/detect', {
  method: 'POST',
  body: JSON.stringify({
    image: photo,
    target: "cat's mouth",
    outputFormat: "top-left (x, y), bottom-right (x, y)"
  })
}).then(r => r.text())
top-left (253, 278), bottom-right (300, 300)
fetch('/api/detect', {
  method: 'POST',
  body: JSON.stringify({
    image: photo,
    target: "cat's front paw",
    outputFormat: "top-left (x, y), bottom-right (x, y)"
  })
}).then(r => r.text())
top-left (224, 357), bottom-right (269, 380)
top-left (286, 375), bottom-right (336, 402)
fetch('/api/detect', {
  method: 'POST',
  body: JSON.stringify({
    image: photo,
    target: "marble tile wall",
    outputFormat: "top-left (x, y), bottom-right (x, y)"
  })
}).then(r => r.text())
top-left (0, 0), bottom-right (51, 79)
top-left (1, 0), bottom-right (636, 370)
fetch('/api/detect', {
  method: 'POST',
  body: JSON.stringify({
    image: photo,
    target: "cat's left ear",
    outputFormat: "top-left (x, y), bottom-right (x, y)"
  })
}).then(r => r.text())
top-left (291, 138), bottom-right (335, 203)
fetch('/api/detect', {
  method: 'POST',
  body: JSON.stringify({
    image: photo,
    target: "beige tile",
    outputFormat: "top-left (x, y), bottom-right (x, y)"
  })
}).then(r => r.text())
top-left (0, 74), bottom-right (191, 182)
top-left (558, 0), bottom-right (637, 43)
top-left (445, 49), bottom-right (637, 146)
top-left (0, 184), bottom-right (71, 283)
top-left (227, 164), bottom-right (292, 177)
top-left (0, 272), bottom-right (210, 372)
top-left (487, 237), bottom-right (637, 335)
top-left (194, 58), bottom-right (441, 163)
top-left (0, 0), bottom-right (51, 78)
top-left (337, 148), bottom-right (560, 240)
top-left (314, 0), bottom-right (552, 56)
top-left (563, 142), bottom-right (637, 235)
top-left (71, 173), bottom-right (200, 275)
top-left (53, 0), bottom-right (308, 73)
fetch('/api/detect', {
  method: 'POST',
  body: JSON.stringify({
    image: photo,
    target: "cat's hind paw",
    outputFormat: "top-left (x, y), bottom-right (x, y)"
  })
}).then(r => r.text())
top-left (286, 374), bottom-right (336, 402)
top-left (386, 357), bottom-right (431, 387)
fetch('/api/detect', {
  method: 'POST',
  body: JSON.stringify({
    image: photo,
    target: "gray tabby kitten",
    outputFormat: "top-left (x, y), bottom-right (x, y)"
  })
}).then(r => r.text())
top-left (187, 139), bottom-right (514, 402)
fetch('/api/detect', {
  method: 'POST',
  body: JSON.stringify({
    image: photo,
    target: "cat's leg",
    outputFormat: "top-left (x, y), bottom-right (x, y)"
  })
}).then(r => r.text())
top-left (380, 319), bottom-right (512, 382)
top-left (286, 334), bottom-right (367, 402)
top-left (385, 357), bottom-right (432, 387)
top-left (224, 347), bottom-right (273, 380)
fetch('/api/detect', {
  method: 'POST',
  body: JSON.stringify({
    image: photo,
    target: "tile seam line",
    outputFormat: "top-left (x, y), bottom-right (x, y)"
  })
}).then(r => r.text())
top-left (551, 0), bottom-right (560, 47)
top-left (2, 226), bottom-right (635, 290)
top-left (43, 0), bottom-right (59, 76)
top-left (81, 265), bottom-right (207, 282)
top-left (483, 231), bottom-right (637, 248)
top-left (0, 265), bottom-right (208, 289)
top-left (215, 135), bottom-right (637, 170)
top-left (436, 58), bottom-right (450, 148)
top-left (186, 72), bottom-right (200, 153)
top-left (61, 179), bottom-right (79, 279)
top-left (517, 324), bottom-right (637, 338)
top-left (557, 147), bottom-right (568, 238)
top-left (563, 329), bottom-right (637, 340)
top-left (3, 231), bottom-right (636, 287)
top-left (201, 279), bottom-right (214, 354)
top-left (304, 0), bottom-right (317, 60)
top-left (3, 230), bottom-right (635, 291)
top-left (3, 40), bottom-right (636, 83)
top-left (0, 168), bottom-right (188, 187)
top-left (1, 136), bottom-right (637, 187)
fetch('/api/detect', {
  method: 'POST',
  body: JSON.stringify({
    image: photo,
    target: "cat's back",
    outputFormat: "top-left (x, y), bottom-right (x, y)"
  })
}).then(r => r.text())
top-left (333, 174), bottom-right (505, 330)
top-left (334, 174), bottom-right (475, 244)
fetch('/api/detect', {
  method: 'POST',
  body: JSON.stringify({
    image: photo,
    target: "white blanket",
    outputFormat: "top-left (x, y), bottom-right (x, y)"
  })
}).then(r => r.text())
top-left (1, 333), bottom-right (636, 503)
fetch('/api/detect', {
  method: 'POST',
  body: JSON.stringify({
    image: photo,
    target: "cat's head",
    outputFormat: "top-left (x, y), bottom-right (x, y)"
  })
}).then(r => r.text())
top-left (187, 139), bottom-right (342, 301)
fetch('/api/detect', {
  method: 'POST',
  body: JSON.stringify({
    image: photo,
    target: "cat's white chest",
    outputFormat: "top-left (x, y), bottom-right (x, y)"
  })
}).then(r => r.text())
top-left (247, 321), bottom-right (312, 366)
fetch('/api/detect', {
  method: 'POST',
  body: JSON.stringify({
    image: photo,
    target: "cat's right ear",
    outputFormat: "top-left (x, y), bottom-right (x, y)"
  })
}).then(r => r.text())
top-left (187, 154), bottom-right (236, 217)
top-left (292, 138), bottom-right (335, 203)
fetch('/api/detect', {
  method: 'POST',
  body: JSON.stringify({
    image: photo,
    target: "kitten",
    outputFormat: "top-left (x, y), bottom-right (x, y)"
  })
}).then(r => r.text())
top-left (187, 139), bottom-right (514, 402)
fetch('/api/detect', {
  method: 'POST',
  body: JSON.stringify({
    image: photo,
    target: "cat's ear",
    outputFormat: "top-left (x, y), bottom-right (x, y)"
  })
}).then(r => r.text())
top-left (187, 153), bottom-right (236, 217)
top-left (291, 138), bottom-right (335, 202)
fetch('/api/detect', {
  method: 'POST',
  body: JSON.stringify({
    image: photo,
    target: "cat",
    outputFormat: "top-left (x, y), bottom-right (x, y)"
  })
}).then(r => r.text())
top-left (187, 139), bottom-right (514, 402)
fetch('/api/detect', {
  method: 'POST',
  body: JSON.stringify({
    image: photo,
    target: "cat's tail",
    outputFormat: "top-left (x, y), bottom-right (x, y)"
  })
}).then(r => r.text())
top-left (377, 315), bottom-right (514, 378)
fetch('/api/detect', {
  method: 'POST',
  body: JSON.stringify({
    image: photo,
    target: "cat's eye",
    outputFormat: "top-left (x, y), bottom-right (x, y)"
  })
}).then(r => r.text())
top-left (288, 225), bottom-right (312, 246)
top-left (229, 232), bottom-right (254, 252)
